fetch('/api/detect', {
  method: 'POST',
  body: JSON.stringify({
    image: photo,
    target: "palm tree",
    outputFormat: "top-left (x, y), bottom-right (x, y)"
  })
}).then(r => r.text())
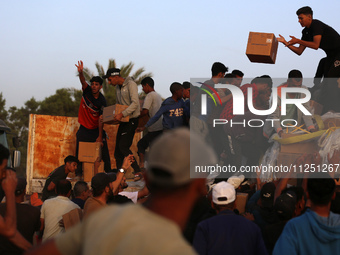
top-left (81, 59), bottom-right (152, 104)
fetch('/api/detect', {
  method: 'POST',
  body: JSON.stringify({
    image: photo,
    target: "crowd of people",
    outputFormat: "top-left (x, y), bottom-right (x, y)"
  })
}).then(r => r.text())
top-left (1, 5), bottom-right (340, 255)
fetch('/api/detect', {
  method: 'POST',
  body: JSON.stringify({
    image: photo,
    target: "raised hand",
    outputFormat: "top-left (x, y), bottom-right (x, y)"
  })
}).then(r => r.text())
top-left (75, 60), bottom-right (84, 73)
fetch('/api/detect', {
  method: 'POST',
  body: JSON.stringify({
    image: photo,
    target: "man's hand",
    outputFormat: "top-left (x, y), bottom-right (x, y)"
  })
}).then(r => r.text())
top-left (113, 113), bottom-right (123, 122)
top-left (75, 60), bottom-right (83, 73)
top-left (287, 36), bottom-right (299, 46)
top-left (2, 170), bottom-right (17, 195)
top-left (136, 127), bottom-right (146, 133)
top-left (277, 34), bottom-right (288, 45)
top-left (122, 155), bottom-right (135, 171)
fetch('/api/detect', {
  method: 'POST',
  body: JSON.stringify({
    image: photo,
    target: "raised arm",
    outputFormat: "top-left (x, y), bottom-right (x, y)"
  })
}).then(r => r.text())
top-left (277, 34), bottom-right (306, 56)
top-left (75, 60), bottom-right (88, 90)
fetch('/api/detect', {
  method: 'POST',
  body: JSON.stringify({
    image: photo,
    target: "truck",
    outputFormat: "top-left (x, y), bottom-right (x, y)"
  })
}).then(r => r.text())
top-left (0, 119), bottom-right (21, 169)
top-left (26, 114), bottom-right (141, 194)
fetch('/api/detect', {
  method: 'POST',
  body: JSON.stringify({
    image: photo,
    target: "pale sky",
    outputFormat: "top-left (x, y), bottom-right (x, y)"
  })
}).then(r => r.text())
top-left (1, 0), bottom-right (338, 109)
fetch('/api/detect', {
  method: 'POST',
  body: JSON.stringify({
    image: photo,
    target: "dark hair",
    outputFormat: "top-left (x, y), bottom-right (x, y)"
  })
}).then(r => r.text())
top-left (170, 82), bottom-right (183, 94)
top-left (92, 186), bottom-right (106, 197)
top-left (296, 6), bottom-right (313, 16)
top-left (213, 201), bottom-right (235, 212)
top-left (288, 69), bottom-right (303, 83)
top-left (232, 69), bottom-right (244, 77)
top-left (64, 155), bottom-right (79, 165)
top-left (0, 144), bottom-right (10, 166)
top-left (251, 75), bottom-right (273, 88)
top-left (90, 76), bottom-right (103, 85)
top-left (211, 62), bottom-right (228, 77)
top-left (141, 77), bottom-right (155, 88)
top-left (56, 179), bottom-right (72, 196)
top-left (307, 175), bottom-right (335, 205)
top-left (73, 181), bottom-right (89, 197)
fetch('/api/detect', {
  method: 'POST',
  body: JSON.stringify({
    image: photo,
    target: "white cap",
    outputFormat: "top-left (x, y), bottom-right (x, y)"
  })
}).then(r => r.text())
top-left (227, 175), bottom-right (245, 189)
top-left (212, 181), bottom-right (236, 205)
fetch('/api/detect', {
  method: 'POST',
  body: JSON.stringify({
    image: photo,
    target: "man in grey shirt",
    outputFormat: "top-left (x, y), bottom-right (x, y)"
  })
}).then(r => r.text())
top-left (136, 77), bottom-right (163, 170)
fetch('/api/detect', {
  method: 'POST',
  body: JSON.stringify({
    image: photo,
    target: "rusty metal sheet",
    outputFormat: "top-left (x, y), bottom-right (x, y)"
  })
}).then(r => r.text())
top-left (26, 114), bottom-right (141, 193)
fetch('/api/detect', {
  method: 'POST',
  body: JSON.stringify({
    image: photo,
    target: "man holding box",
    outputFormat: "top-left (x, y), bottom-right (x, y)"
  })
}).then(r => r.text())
top-left (103, 68), bottom-right (141, 176)
top-left (75, 61), bottom-right (111, 175)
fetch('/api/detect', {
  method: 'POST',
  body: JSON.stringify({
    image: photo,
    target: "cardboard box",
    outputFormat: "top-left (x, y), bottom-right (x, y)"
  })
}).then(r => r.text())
top-left (83, 161), bottom-right (104, 182)
top-left (280, 133), bottom-right (319, 154)
top-left (277, 152), bottom-right (303, 166)
top-left (235, 193), bottom-right (248, 214)
top-left (78, 142), bottom-right (101, 163)
top-left (246, 32), bottom-right (278, 64)
top-left (103, 104), bottom-right (129, 124)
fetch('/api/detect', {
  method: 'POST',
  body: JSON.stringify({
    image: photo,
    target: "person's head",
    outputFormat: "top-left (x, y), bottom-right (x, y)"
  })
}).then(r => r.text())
top-left (15, 177), bottom-right (27, 198)
top-left (224, 73), bottom-right (237, 85)
top-left (275, 191), bottom-right (297, 221)
top-left (296, 6), bottom-right (313, 28)
top-left (56, 179), bottom-right (72, 197)
top-left (141, 77), bottom-right (155, 94)
top-left (0, 144), bottom-right (9, 179)
top-left (282, 186), bottom-right (306, 216)
top-left (115, 176), bottom-right (128, 195)
top-left (232, 69), bottom-right (244, 87)
top-left (73, 181), bottom-right (91, 200)
top-left (89, 76), bottom-right (103, 95)
top-left (212, 181), bottom-right (236, 212)
top-left (182, 81), bottom-right (191, 99)
top-left (260, 182), bottom-right (276, 209)
top-left (145, 128), bottom-right (217, 202)
top-left (287, 69), bottom-right (303, 88)
top-left (170, 82), bottom-right (183, 100)
top-left (91, 172), bottom-right (117, 198)
top-left (211, 62), bottom-right (228, 78)
top-left (256, 88), bottom-right (272, 108)
top-left (103, 68), bottom-right (123, 86)
top-left (307, 174), bottom-right (336, 206)
top-left (64, 155), bottom-right (79, 174)
top-left (251, 75), bottom-right (273, 92)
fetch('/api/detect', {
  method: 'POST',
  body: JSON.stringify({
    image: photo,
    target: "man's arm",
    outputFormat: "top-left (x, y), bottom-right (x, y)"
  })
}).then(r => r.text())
top-left (24, 239), bottom-right (62, 255)
top-left (111, 155), bottom-right (134, 193)
top-left (277, 34), bottom-right (307, 56)
top-left (47, 181), bottom-right (56, 192)
top-left (75, 60), bottom-right (88, 91)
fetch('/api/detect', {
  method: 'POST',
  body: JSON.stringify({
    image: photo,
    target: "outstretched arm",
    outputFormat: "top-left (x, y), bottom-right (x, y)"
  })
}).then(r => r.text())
top-left (277, 34), bottom-right (306, 56)
top-left (75, 60), bottom-right (88, 90)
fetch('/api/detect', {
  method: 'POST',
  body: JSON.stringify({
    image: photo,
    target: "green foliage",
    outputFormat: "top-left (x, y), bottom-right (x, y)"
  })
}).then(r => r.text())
top-left (0, 93), bottom-right (8, 120)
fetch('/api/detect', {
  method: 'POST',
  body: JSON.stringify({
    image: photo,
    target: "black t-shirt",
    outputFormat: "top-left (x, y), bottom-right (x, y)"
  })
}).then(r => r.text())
top-left (41, 165), bottom-right (67, 201)
top-left (0, 203), bottom-right (40, 254)
top-left (302, 19), bottom-right (340, 57)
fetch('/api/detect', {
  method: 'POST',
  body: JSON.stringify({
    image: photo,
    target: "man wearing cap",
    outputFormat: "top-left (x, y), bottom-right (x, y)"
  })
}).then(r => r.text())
top-left (75, 60), bottom-right (111, 175)
top-left (41, 155), bottom-right (79, 201)
top-left (26, 128), bottom-right (216, 255)
top-left (193, 181), bottom-right (268, 255)
top-left (40, 180), bottom-right (80, 242)
top-left (0, 177), bottom-right (40, 254)
top-left (103, 67), bottom-right (141, 176)
top-left (83, 154), bottom-right (133, 218)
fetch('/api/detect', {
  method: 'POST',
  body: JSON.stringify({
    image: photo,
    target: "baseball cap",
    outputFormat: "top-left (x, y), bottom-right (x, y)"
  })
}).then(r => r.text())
top-left (212, 181), bottom-right (236, 205)
top-left (261, 182), bottom-right (276, 208)
top-left (275, 191), bottom-right (297, 220)
top-left (147, 128), bottom-right (217, 187)
top-left (91, 172), bottom-right (117, 190)
top-left (102, 68), bottom-right (121, 79)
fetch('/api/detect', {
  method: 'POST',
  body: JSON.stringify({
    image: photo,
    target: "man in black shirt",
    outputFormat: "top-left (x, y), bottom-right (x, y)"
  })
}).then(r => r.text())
top-left (277, 6), bottom-right (340, 112)
top-left (41, 155), bottom-right (79, 201)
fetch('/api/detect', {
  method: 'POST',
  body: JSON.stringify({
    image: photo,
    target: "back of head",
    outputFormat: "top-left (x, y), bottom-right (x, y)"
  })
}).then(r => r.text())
top-left (261, 182), bottom-right (276, 208)
top-left (275, 191), bottom-right (297, 221)
top-left (170, 82), bottom-right (183, 94)
top-left (64, 155), bottom-right (79, 165)
top-left (296, 6), bottom-right (313, 16)
top-left (73, 181), bottom-right (89, 197)
top-left (91, 172), bottom-right (116, 197)
top-left (0, 144), bottom-right (9, 166)
top-left (56, 179), bottom-right (72, 196)
top-left (252, 75), bottom-right (273, 88)
top-left (211, 62), bottom-right (228, 77)
top-left (141, 77), bottom-right (154, 88)
top-left (232, 69), bottom-right (244, 77)
top-left (146, 128), bottom-right (217, 191)
top-left (212, 181), bottom-right (236, 211)
top-left (307, 174), bottom-right (335, 206)
top-left (15, 177), bottom-right (27, 196)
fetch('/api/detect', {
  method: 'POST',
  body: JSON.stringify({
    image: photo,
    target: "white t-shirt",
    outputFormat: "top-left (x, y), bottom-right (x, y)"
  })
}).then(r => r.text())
top-left (41, 196), bottom-right (80, 241)
top-left (55, 204), bottom-right (196, 255)
top-left (143, 91), bottom-right (163, 132)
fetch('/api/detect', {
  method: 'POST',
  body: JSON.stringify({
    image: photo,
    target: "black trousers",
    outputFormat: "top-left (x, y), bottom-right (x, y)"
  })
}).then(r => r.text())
top-left (76, 125), bottom-right (111, 175)
top-left (137, 130), bottom-right (163, 154)
top-left (115, 117), bottom-right (140, 173)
